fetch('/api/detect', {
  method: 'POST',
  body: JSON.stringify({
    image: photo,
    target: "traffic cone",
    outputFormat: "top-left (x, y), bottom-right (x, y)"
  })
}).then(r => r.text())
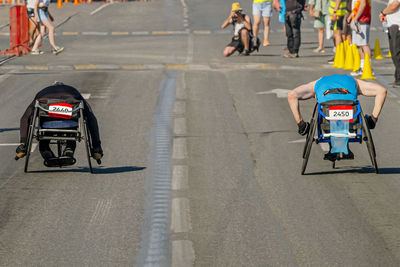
top-left (73, 0), bottom-right (79, 5)
top-left (332, 44), bottom-right (339, 68)
top-left (344, 42), bottom-right (354, 70)
top-left (65, 0), bottom-right (68, 3)
top-left (344, 39), bottom-right (349, 55)
top-left (57, 0), bottom-right (62, 8)
top-left (372, 38), bottom-right (383, 60)
top-left (387, 50), bottom-right (392, 58)
top-left (335, 42), bottom-right (345, 69)
top-left (360, 54), bottom-right (376, 80)
top-left (352, 44), bottom-right (361, 72)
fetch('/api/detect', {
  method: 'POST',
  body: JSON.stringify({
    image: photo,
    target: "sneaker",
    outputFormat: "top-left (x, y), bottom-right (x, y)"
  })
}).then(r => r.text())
top-left (92, 146), bottom-right (103, 160)
top-left (328, 57), bottom-right (335, 64)
top-left (284, 53), bottom-right (298, 58)
top-left (52, 46), bottom-right (64, 55)
top-left (31, 49), bottom-right (44, 55)
top-left (239, 50), bottom-right (250, 56)
top-left (263, 40), bottom-right (270, 46)
top-left (350, 68), bottom-right (363, 76)
top-left (313, 47), bottom-right (325, 53)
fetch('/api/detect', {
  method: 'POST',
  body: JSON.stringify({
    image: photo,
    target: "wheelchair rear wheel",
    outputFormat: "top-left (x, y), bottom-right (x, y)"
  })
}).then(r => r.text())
top-left (301, 104), bottom-right (318, 175)
top-left (361, 111), bottom-right (378, 174)
top-left (24, 108), bottom-right (38, 173)
top-left (83, 119), bottom-right (93, 173)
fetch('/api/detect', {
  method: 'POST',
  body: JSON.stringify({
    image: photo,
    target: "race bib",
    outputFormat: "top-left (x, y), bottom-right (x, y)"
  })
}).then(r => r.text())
top-left (48, 103), bottom-right (73, 119)
top-left (328, 105), bottom-right (353, 121)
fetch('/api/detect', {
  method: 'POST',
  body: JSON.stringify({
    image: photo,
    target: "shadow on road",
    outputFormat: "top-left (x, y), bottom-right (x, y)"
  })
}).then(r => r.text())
top-left (0, 128), bottom-right (19, 133)
top-left (304, 166), bottom-right (400, 175)
top-left (29, 166), bottom-right (146, 174)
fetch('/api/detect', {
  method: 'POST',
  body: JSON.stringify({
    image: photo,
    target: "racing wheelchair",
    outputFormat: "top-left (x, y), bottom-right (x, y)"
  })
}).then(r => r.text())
top-left (301, 100), bottom-right (378, 175)
top-left (23, 99), bottom-right (100, 173)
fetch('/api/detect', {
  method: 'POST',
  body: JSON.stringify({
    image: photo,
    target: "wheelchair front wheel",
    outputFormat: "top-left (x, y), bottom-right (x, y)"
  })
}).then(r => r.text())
top-left (361, 111), bottom-right (378, 174)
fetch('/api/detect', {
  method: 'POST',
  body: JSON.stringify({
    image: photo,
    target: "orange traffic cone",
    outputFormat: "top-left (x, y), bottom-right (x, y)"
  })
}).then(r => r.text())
top-left (360, 54), bottom-right (376, 80)
top-left (352, 44), bottom-right (361, 72)
top-left (372, 38), bottom-right (383, 60)
top-left (73, 0), bottom-right (79, 5)
top-left (57, 0), bottom-right (62, 8)
top-left (344, 42), bottom-right (354, 70)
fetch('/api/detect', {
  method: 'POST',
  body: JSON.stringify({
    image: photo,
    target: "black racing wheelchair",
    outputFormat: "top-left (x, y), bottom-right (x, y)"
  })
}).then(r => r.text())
top-left (23, 99), bottom-right (100, 173)
top-left (301, 100), bottom-right (378, 175)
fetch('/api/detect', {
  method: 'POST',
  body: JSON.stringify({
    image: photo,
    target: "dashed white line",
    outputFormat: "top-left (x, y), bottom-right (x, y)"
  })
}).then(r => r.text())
top-left (174, 101), bottom-right (186, 115)
top-left (174, 118), bottom-right (186, 135)
top-left (171, 198), bottom-right (191, 233)
top-left (172, 240), bottom-right (195, 267)
top-left (82, 31), bottom-right (108, 36)
top-left (172, 165), bottom-right (188, 190)
top-left (173, 138), bottom-right (187, 159)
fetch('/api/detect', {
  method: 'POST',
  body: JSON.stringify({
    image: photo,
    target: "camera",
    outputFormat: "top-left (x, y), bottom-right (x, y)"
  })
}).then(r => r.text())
top-left (235, 10), bottom-right (241, 15)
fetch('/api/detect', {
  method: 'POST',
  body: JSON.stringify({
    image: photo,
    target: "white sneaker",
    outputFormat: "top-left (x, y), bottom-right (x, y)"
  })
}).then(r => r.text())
top-left (52, 46), bottom-right (64, 55)
top-left (350, 68), bottom-right (363, 76)
top-left (313, 47), bottom-right (325, 53)
top-left (31, 49), bottom-right (44, 55)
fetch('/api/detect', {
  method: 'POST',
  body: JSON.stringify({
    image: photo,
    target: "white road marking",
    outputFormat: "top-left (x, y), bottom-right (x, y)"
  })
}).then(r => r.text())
top-left (131, 31), bottom-right (150, 35)
top-left (82, 31), bottom-right (108, 36)
top-left (90, 3), bottom-right (112, 15)
top-left (172, 240), bottom-right (195, 267)
top-left (0, 143), bottom-right (36, 152)
top-left (81, 93), bottom-right (91, 99)
top-left (174, 101), bottom-right (186, 115)
top-left (171, 198), bottom-right (191, 233)
top-left (174, 118), bottom-right (186, 135)
top-left (173, 138), bottom-right (187, 159)
top-left (256, 89), bottom-right (290, 98)
top-left (89, 199), bottom-right (112, 225)
top-left (288, 139), bottom-right (306, 143)
top-left (172, 165), bottom-right (188, 190)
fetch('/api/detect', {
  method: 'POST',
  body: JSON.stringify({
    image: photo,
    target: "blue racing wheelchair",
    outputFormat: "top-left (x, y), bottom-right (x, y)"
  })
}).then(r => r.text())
top-left (301, 99), bottom-right (378, 175)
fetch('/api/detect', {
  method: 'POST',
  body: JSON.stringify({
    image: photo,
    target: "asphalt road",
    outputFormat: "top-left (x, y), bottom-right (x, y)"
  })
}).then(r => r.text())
top-left (1, 0), bottom-right (400, 266)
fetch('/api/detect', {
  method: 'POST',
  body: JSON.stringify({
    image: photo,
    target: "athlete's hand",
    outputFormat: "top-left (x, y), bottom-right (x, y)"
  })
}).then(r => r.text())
top-left (365, 114), bottom-right (377, 130)
top-left (15, 143), bottom-right (27, 160)
top-left (298, 120), bottom-right (310, 136)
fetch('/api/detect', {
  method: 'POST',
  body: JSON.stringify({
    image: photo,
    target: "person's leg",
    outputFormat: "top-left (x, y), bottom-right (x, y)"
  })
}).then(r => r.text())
top-left (285, 15), bottom-right (294, 54)
top-left (41, 18), bottom-right (57, 50)
top-left (240, 29), bottom-right (250, 51)
top-left (31, 23), bottom-right (44, 51)
top-left (318, 28), bottom-right (325, 50)
top-left (263, 17), bottom-right (270, 45)
top-left (64, 141), bottom-right (76, 157)
top-left (223, 46), bottom-right (236, 57)
top-left (292, 12), bottom-right (302, 55)
top-left (253, 14), bottom-right (261, 39)
top-left (388, 25), bottom-right (400, 83)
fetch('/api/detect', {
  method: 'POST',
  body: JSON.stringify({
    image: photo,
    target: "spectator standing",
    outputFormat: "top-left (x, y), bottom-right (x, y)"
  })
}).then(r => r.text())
top-left (26, 0), bottom-right (38, 47)
top-left (252, 0), bottom-right (273, 47)
top-left (31, 0), bottom-right (64, 55)
top-left (379, 0), bottom-right (400, 87)
top-left (273, 0), bottom-right (306, 58)
top-left (309, 0), bottom-right (330, 53)
top-left (327, 0), bottom-right (347, 63)
top-left (347, 0), bottom-right (372, 76)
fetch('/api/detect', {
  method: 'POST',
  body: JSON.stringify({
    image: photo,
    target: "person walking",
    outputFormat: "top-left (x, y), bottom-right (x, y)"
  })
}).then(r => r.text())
top-left (273, 0), bottom-right (306, 58)
top-left (309, 0), bottom-right (330, 53)
top-left (379, 0), bottom-right (400, 87)
top-left (31, 0), bottom-right (64, 55)
top-left (252, 0), bottom-right (273, 47)
top-left (347, 0), bottom-right (372, 76)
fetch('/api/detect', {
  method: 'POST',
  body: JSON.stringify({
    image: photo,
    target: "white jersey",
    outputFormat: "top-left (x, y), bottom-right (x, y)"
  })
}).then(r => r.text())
top-left (387, 0), bottom-right (400, 27)
top-left (26, 0), bottom-right (36, 9)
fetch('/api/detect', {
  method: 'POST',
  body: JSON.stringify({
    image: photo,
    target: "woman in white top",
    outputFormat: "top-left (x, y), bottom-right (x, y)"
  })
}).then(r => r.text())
top-left (31, 0), bottom-right (64, 55)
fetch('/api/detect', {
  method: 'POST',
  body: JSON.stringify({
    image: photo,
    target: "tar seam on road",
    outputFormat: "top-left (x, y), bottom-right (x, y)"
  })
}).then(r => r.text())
top-left (136, 71), bottom-right (176, 267)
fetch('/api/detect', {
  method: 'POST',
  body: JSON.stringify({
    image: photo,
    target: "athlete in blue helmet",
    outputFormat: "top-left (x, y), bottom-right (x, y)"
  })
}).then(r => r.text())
top-left (287, 74), bottom-right (386, 159)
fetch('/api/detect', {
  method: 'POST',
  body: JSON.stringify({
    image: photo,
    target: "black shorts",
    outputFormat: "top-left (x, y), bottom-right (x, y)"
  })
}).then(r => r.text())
top-left (226, 28), bottom-right (247, 52)
top-left (332, 16), bottom-right (344, 31)
top-left (27, 8), bottom-right (34, 18)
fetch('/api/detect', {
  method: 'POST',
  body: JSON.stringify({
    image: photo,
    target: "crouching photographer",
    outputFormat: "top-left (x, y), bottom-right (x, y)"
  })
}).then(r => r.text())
top-left (221, 3), bottom-right (259, 57)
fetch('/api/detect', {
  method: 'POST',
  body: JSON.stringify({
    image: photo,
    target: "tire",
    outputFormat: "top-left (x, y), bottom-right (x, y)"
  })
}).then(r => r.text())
top-left (360, 110), bottom-right (378, 174)
top-left (83, 120), bottom-right (93, 174)
top-left (24, 110), bottom-right (37, 173)
top-left (301, 105), bottom-right (318, 175)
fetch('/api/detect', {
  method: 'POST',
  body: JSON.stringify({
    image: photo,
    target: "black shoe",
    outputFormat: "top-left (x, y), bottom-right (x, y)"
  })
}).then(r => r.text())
top-left (328, 57), bottom-right (335, 64)
top-left (240, 50), bottom-right (250, 56)
top-left (92, 146), bottom-right (103, 160)
top-left (389, 82), bottom-right (400, 88)
top-left (324, 152), bottom-right (337, 162)
top-left (341, 149), bottom-right (354, 160)
top-left (41, 150), bottom-right (55, 161)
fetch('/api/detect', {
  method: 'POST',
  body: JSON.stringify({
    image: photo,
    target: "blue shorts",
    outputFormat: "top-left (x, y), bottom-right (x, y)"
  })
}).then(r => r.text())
top-left (252, 1), bottom-right (273, 18)
top-left (37, 8), bottom-right (49, 22)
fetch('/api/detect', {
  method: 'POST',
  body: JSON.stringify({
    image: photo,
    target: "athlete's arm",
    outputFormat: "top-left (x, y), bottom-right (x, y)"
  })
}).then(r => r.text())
top-left (287, 80), bottom-right (318, 124)
top-left (356, 79), bottom-right (387, 118)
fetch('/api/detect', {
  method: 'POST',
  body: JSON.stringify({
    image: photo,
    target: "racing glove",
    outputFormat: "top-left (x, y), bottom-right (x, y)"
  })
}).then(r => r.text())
top-left (365, 114), bottom-right (377, 130)
top-left (298, 120), bottom-right (310, 136)
top-left (15, 143), bottom-right (27, 160)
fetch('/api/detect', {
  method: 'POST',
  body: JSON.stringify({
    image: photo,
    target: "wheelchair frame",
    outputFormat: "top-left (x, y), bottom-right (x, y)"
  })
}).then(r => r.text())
top-left (301, 100), bottom-right (378, 175)
top-left (24, 100), bottom-right (95, 173)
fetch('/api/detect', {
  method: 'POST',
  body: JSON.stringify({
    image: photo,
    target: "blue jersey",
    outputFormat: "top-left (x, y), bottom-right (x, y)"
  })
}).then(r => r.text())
top-left (314, 74), bottom-right (358, 103)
